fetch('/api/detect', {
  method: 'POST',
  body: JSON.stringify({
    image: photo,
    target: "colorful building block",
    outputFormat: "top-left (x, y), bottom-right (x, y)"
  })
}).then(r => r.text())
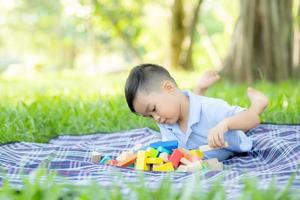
top-left (146, 147), bottom-right (159, 158)
top-left (146, 157), bottom-right (163, 165)
top-left (203, 158), bottom-right (223, 170)
top-left (189, 150), bottom-right (204, 159)
top-left (135, 151), bottom-right (150, 171)
top-left (159, 152), bottom-right (169, 162)
top-left (116, 151), bottom-right (134, 162)
top-left (157, 146), bottom-right (172, 155)
top-left (187, 161), bottom-right (202, 171)
top-left (188, 155), bottom-right (202, 162)
top-left (91, 151), bottom-right (102, 164)
top-left (180, 157), bottom-right (192, 165)
top-left (199, 142), bottom-right (229, 152)
top-left (176, 164), bottom-right (188, 172)
top-left (99, 155), bottom-right (112, 164)
top-left (107, 160), bottom-right (118, 166)
top-left (116, 154), bottom-right (137, 167)
top-left (169, 149), bottom-right (183, 168)
top-left (149, 140), bottom-right (178, 151)
top-left (152, 162), bottom-right (174, 172)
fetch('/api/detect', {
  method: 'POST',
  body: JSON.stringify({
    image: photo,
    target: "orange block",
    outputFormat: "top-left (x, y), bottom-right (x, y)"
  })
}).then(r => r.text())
top-left (116, 154), bottom-right (137, 167)
top-left (107, 160), bottom-right (118, 166)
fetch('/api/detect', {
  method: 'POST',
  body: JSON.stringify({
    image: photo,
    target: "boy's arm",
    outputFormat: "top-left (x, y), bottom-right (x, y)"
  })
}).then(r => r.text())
top-left (207, 110), bottom-right (260, 148)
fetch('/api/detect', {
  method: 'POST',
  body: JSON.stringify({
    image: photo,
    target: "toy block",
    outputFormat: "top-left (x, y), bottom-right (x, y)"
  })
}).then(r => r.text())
top-left (146, 147), bottom-right (159, 158)
top-left (157, 146), bottom-right (172, 155)
top-left (116, 151), bottom-right (134, 162)
top-left (188, 155), bottom-right (202, 162)
top-left (116, 154), bottom-right (137, 167)
top-left (99, 155), bottom-right (112, 165)
top-left (169, 149), bottom-right (183, 168)
top-left (176, 164), bottom-right (188, 172)
top-left (128, 164), bottom-right (135, 168)
top-left (146, 157), bottom-right (163, 165)
top-left (180, 157), bottom-right (192, 165)
top-left (203, 158), bottom-right (223, 171)
top-left (107, 160), bottom-right (118, 166)
top-left (159, 152), bottom-right (169, 162)
top-left (199, 142), bottom-right (229, 152)
top-left (135, 151), bottom-right (150, 171)
top-left (189, 150), bottom-right (204, 159)
top-left (178, 148), bottom-right (190, 155)
top-left (152, 162), bottom-right (174, 172)
top-left (187, 161), bottom-right (202, 172)
top-left (91, 151), bottom-right (102, 164)
top-left (149, 140), bottom-right (178, 151)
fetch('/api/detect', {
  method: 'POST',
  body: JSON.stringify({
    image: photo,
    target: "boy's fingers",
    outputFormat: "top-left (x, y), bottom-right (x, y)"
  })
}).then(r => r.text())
top-left (213, 133), bottom-right (222, 147)
top-left (218, 132), bottom-right (225, 146)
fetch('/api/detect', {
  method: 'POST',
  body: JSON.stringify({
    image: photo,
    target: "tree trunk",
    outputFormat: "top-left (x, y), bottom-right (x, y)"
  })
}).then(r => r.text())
top-left (170, 0), bottom-right (185, 69)
top-left (224, 0), bottom-right (294, 82)
top-left (181, 0), bottom-right (203, 70)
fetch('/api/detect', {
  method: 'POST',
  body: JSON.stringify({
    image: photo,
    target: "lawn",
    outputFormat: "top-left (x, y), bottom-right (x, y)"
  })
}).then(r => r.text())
top-left (0, 71), bottom-right (299, 199)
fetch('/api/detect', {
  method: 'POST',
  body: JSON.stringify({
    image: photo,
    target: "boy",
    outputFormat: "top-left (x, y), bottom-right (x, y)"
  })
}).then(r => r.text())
top-left (125, 64), bottom-right (268, 161)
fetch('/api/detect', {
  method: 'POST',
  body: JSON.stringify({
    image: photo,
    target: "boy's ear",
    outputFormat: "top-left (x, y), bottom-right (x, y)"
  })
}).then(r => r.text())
top-left (162, 80), bottom-right (176, 92)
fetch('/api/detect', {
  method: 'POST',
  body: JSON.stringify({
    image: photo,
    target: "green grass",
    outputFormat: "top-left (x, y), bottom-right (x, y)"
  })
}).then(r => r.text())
top-left (0, 71), bottom-right (299, 143)
top-left (0, 71), bottom-right (299, 199)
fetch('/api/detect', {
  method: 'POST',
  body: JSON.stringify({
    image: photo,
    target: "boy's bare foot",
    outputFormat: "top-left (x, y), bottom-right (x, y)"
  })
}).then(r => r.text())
top-left (194, 70), bottom-right (220, 95)
top-left (247, 87), bottom-right (269, 114)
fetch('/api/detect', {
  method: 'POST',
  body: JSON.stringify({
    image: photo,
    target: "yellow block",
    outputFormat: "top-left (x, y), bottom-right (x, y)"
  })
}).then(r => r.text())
top-left (189, 150), bottom-right (204, 159)
top-left (146, 157), bottom-right (163, 165)
top-left (135, 151), bottom-right (150, 171)
top-left (152, 162), bottom-right (174, 172)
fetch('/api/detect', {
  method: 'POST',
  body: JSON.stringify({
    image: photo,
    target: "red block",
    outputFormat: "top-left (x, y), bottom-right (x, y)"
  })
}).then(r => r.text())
top-left (169, 149), bottom-right (183, 168)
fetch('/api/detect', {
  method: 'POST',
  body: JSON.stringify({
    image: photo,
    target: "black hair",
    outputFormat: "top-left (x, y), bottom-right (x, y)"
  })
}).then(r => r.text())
top-left (124, 63), bottom-right (177, 113)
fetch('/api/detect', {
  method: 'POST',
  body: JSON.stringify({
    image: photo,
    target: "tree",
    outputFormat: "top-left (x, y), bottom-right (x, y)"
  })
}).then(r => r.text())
top-left (170, 0), bottom-right (203, 70)
top-left (224, 0), bottom-right (296, 82)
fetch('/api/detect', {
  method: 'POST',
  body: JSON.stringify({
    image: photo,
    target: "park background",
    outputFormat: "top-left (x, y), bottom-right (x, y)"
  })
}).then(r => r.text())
top-left (0, 0), bottom-right (299, 199)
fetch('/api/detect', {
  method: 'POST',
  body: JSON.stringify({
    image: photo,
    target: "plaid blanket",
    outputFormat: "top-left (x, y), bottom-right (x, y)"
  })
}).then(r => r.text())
top-left (1, 124), bottom-right (300, 197)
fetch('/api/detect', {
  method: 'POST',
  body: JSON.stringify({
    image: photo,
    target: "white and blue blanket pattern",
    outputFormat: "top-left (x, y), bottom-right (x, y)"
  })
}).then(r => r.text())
top-left (1, 124), bottom-right (300, 196)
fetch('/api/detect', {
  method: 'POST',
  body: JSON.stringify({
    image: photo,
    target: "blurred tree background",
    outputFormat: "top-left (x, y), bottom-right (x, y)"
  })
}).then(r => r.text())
top-left (0, 0), bottom-right (299, 82)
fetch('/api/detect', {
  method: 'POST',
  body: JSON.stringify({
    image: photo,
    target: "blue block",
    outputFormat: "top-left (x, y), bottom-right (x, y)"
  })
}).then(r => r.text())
top-left (149, 140), bottom-right (178, 151)
top-left (99, 155), bottom-right (112, 164)
top-left (157, 146), bottom-right (172, 155)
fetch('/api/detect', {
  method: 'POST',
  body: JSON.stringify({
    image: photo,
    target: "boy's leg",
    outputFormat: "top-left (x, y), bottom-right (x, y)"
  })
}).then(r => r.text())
top-left (247, 87), bottom-right (269, 115)
top-left (194, 70), bottom-right (220, 95)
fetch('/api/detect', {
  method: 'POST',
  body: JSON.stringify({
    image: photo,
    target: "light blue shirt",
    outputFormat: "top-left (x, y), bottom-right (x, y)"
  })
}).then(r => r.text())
top-left (158, 90), bottom-right (253, 161)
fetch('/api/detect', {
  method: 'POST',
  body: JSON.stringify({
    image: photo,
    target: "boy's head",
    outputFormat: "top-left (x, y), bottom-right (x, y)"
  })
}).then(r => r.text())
top-left (125, 64), bottom-right (183, 124)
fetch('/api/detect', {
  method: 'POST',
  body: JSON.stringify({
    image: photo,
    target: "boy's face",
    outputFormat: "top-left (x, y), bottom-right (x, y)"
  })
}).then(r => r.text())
top-left (133, 81), bottom-right (182, 124)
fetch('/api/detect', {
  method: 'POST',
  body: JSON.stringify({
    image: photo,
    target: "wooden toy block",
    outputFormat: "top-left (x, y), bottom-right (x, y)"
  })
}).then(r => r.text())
top-left (99, 156), bottom-right (112, 164)
top-left (157, 146), bottom-right (172, 155)
top-left (178, 148), bottom-right (190, 155)
top-left (176, 164), bottom-right (188, 172)
top-left (116, 151), bottom-right (134, 162)
top-left (116, 154), bottom-right (137, 167)
top-left (146, 147), bottom-right (159, 158)
top-left (188, 155), bottom-right (202, 162)
top-left (159, 152), bottom-right (169, 162)
top-left (149, 140), bottom-right (178, 151)
top-left (146, 157), bottom-right (163, 165)
top-left (199, 142), bottom-right (229, 152)
top-left (180, 157), bottom-right (192, 165)
top-left (189, 150), bottom-right (204, 159)
top-left (91, 151), bottom-right (102, 164)
top-left (203, 158), bottom-right (223, 171)
top-left (169, 149), bottom-right (183, 168)
top-left (152, 162), bottom-right (174, 172)
top-left (107, 160), bottom-right (118, 166)
top-left (135, 151), bottom-right (150, 171)
top-left (187, 161), bottom-right (202, 171)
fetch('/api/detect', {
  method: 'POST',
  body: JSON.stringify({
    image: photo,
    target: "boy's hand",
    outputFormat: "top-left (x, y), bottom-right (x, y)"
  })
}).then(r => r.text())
top-left (207, 120), bottom-right (229, 148)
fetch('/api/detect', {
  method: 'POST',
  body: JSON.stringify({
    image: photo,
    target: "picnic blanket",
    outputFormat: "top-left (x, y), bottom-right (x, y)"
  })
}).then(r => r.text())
top-left (1, 124), bottom-right (300, 197)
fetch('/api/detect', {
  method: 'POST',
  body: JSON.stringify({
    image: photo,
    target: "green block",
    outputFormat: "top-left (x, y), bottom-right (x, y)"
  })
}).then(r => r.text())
top-left (147, 147), bottom-right (159, 158)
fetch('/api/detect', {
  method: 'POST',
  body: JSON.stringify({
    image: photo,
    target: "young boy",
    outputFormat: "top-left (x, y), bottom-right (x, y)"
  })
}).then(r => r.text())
top-left (124, 64), bottom-right (268, 161)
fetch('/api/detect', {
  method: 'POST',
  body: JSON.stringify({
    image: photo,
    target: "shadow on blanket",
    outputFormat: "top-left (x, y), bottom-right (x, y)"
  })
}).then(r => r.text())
top-left (1, 124), bottom-right (300, 196)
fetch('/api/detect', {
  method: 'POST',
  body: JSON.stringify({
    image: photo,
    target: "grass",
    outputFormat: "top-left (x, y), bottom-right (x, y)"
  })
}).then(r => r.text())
top-left (0, 71), bottom-right (299, 199)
